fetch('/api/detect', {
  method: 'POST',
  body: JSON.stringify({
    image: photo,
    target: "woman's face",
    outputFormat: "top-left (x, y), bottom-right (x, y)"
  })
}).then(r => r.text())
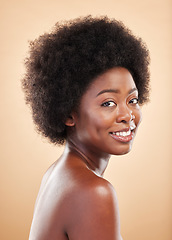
top-left (70, 67), bottom-right (142, 156)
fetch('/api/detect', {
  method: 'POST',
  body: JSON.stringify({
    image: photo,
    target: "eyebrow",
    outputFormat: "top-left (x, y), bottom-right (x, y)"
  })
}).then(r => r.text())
top-left (96, 87), bottom-right (138, 97)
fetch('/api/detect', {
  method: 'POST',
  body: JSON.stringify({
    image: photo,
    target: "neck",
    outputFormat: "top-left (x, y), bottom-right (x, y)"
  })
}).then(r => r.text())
top-left (65, 139), bottom-right (110, 177)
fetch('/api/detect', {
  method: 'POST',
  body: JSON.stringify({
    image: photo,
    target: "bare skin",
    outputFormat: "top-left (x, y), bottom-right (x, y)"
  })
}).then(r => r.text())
top-left (29, 67), bottom-right (141, 240)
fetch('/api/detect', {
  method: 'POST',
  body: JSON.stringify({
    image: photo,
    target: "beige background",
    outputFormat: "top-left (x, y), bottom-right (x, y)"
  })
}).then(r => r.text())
top-left (1, 0), bottom-right (172, 239)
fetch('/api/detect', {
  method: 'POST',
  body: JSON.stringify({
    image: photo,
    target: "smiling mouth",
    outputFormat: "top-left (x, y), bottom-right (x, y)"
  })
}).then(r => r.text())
top-left (110, 126), bottom-right (136, 143)
top-left (112, 129), bottom-right (132, 137)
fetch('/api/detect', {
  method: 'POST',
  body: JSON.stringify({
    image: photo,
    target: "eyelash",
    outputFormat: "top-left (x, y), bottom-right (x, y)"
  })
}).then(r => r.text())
top-left (101, 101), bottom-right (116, 107)
top-left (129, 98), bottom-right (139, 104)
top-left (101, 98), bottom-right (139, 107)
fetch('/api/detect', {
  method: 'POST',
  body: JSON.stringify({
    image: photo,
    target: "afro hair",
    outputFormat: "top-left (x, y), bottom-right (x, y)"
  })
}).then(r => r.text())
top-left (22, 15), bottom-right (150, 145)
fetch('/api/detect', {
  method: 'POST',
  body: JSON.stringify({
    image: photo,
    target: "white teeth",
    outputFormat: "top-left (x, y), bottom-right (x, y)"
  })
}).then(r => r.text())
top-left (127, 130), bottom-right (130, 135)
top-left (120, 132), bottom-right (125, 136)
top-left (112, 129), bottom-right (131, 137)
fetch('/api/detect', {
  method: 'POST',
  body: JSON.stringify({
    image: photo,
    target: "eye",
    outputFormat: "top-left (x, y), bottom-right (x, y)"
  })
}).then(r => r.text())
top-left (129, 98), bottom-right (139, 104)
top-left (101, 101), bottom-right (116, 107)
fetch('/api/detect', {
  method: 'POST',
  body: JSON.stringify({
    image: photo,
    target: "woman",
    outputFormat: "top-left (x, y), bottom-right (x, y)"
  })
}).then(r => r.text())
top-left (22, 16), bottom-right (150, 240)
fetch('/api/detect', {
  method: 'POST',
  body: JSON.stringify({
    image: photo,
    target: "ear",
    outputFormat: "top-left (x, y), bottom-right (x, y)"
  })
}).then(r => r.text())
top-left (65, 115), bottom-right (75, 127)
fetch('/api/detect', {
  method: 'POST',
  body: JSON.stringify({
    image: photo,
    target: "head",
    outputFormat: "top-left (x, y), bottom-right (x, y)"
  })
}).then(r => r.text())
top-left (65, 67), bottom-right (142, 156)
top-left (22, 15), bottom-right (150, 146)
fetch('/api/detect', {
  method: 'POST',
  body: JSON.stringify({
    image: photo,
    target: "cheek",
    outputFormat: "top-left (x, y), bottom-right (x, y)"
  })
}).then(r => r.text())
top-left (75, 108), bottom-right (113, 140)
top-left (80, 115), bottom-right (108, 140)
top-left (83, 108), bottom-right (108, 126)
top-left (91, 112), bottom-right (113, 131)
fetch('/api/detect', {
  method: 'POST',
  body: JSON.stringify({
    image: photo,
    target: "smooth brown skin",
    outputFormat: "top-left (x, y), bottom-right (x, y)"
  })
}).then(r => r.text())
top-left (29, 67), bottom-right (142, 240)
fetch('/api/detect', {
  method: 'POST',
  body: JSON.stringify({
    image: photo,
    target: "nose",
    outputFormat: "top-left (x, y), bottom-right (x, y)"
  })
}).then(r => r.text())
top-left (116, 104), bottom-right (133, 123)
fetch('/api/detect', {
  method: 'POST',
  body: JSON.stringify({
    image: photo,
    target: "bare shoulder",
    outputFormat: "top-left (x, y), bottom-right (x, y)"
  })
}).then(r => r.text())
top-left (71, 173), bottom-right (119, 212)
top-left (78, 175), bottom-right (119, 207)
top-left (66, 174), bottom-right (121, 240)
top-left (30, 158), bottom-right (122, 240)
top-left (33, 161), bottom-right (57, 207)
top-left (41, 160), bottom-right (57, 184)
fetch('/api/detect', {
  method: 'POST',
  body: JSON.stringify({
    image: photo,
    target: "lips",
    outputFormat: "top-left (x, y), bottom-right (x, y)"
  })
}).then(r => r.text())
top-left (110, 123), bottom-right (136, 143)
top-left (113, 129), bottom-right (131, 137)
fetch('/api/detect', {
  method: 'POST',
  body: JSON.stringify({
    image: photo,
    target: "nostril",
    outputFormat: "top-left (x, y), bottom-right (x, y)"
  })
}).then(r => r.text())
top-left (121, 120), bottom-right (127, 123)
top-left (116, 108), bottom-right (133, 123)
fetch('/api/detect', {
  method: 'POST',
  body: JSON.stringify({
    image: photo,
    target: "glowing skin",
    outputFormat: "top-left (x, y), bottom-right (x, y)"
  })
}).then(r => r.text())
top-left (29, 67), bottom-right (141, 240)
top-left (68, 67), bottom-right (142, 159)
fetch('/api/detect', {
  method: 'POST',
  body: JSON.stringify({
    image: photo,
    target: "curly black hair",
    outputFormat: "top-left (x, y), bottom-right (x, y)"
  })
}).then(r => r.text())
top-left (22, 15), bottom-right (150, 145)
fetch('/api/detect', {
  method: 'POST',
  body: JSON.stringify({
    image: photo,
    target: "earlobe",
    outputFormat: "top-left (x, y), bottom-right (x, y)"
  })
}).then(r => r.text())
top-left (65, 116), bottom-right (75, 127)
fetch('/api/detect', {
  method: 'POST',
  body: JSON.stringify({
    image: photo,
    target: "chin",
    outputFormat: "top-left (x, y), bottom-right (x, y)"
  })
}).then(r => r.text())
top-left (110, 143), bottom-right (133, 156)
top-left (116, 149), bottom-right (131, 156)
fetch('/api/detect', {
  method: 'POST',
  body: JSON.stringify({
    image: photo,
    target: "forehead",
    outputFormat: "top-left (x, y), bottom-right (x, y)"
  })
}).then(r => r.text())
top-left (84, 67), bottom-right (137, 98)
